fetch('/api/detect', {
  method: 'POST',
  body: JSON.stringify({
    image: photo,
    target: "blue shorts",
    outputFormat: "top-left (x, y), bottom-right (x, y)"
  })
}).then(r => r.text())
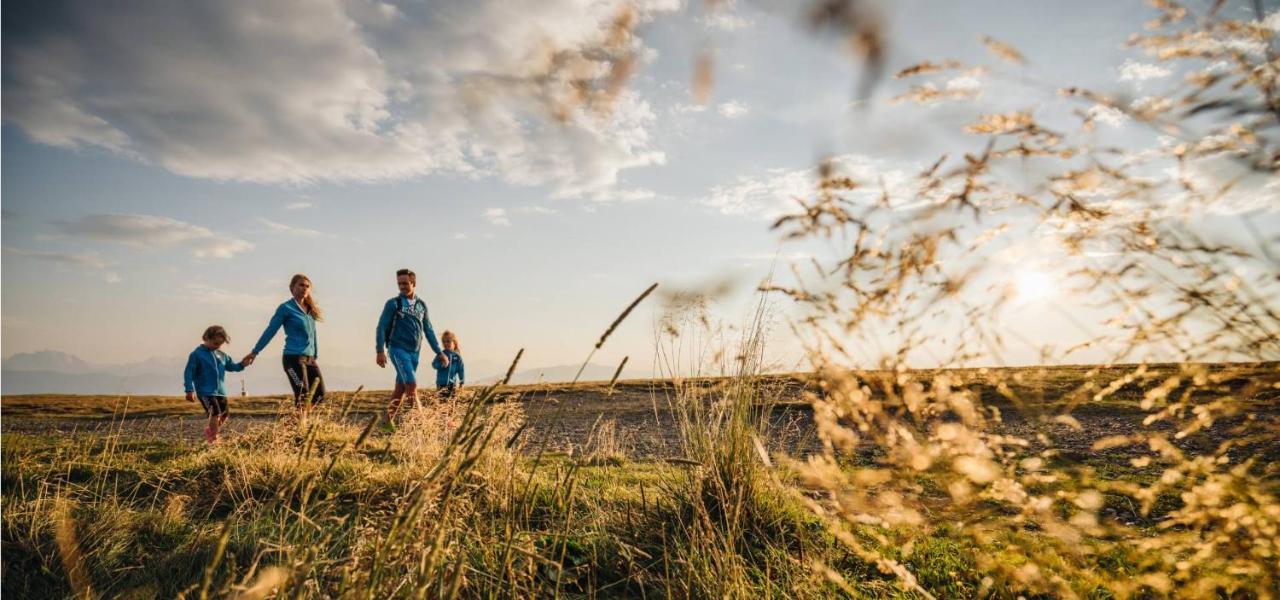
top-left (388, 347), bottom-right (420, 385)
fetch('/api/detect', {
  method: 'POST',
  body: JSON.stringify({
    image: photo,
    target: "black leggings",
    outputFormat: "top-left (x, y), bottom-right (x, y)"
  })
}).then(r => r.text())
top-left (283, 354), bottom-right (326, 406)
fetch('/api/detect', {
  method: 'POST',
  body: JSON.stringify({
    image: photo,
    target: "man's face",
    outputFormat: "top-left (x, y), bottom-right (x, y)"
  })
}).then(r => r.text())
top-left (397, 274), bottom-right (415, 297)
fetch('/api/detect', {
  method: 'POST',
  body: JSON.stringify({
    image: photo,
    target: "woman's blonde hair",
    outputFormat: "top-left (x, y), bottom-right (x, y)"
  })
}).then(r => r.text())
top-left (289, 274), bottom-right (323, 321)
top-left (441, 330), bottom-right (459, 352)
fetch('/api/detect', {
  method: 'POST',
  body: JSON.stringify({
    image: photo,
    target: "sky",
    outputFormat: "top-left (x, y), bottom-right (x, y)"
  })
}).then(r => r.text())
top-left (3, 0), bottom-right (1277, 389)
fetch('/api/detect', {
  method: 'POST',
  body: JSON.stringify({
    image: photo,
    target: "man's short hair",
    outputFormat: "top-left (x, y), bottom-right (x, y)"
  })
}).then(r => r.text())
top-left (396, 268), bottom-right (416, 284)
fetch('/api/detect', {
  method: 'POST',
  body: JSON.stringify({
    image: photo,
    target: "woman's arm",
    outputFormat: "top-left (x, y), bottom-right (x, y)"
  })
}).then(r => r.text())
top-left (251, 304), bottom-right (285, 355)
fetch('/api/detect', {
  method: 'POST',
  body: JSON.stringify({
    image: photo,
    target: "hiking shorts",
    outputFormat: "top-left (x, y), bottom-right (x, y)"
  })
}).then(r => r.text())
top-left (389, 347), bottom-right (420, 385)
top-left (199, 395), bottom-right (229, 417)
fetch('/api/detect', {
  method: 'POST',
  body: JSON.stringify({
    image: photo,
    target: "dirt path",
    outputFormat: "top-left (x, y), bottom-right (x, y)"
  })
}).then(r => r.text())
top-left (5, 383), bottom-right (1277, 463)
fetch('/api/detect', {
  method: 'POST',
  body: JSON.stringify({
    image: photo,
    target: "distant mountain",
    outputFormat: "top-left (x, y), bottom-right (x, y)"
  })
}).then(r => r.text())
top-left (481, 363), bottom-right (640, 385)
top-left (1, 350), bottom-right (389, 396)
top-left (3, 350), bottom-right (95, 372)
top-left (0, 350), bottom-right (591, 396)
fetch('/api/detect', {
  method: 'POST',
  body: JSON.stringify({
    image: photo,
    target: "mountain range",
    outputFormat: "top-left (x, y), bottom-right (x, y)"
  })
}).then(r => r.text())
top-left (0, 350), bottom-right (639, 396)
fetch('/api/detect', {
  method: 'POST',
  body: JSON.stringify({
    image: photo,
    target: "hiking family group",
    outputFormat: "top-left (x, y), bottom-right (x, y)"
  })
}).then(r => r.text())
top-left (181, 269), bottom-right (463, 443)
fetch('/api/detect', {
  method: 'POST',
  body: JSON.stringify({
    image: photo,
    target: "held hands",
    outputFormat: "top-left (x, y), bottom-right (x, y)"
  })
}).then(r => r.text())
top-left (241, 353), bottom-right (256, 367)
top-left (376, 352), bottom-right (387, 368)
top-left (437, 353), bottom-right (449, 368)
top-left (185, 391), bottom-right (196, 403)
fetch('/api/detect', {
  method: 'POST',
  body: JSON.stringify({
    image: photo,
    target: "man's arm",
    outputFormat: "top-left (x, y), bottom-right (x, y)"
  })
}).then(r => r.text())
top-left (375, 299), bottom-right (395, 354)
top-left (421, 303), bottom-right (443, 356)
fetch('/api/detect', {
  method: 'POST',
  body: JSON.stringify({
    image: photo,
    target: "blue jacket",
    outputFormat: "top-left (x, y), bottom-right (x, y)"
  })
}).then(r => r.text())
top-left (432, 350), bottom-right (464, 387)
top-left (253, 300), bottom-right (318, 357)
top-left (183, 345), bottom-right (245, 396)
top-left (375, 295), bottom-right (442, 355)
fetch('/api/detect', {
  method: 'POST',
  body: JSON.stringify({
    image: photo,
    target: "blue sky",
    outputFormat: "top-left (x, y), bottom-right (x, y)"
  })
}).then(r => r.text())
top-left (3, 0), bottom-right (1276, 387)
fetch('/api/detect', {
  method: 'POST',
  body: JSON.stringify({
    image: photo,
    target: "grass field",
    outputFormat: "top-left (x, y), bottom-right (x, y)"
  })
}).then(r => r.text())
top-left (3, 363), bottom-right (1278, 598)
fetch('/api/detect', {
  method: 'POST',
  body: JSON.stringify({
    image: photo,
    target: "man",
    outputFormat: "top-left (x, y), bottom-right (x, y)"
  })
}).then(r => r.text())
top-left (376, 268), bottom-right (448, 424)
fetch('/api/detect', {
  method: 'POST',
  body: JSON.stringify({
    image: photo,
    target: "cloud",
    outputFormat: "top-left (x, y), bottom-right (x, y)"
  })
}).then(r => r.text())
top-left (945, 76), bottom-right (981, 93)
top-left (258, 218), bottom-right (328, 238)
top-left (483, 208), bottom-right (511, 226)
top-left (176, 283), bottom-right (277, 310)
top-left (453, 232), bottom-right (469, 240)
top-left (703, 154), bottom-right (913, 219)
top-left (1087, 104), bottom-right (1129, 128)
top-left (1118, 59), bottom-right (1170, 82)
top-left (3, 246), bottom-right (109, 269)
top-left (53, 214), bottom-right (253, 258)
top-left (717, 100), bottom-right (750, 119)
top-left (2, 0), bottom-right (676, 198)
top-left (513, 206), bottom-right (558, 215)
top-left (698, 0), bottom-right (753, 31)
top-left (284, 202), bottom-right (313, 210)
top-left (104, 272), bottom-right (122, 284)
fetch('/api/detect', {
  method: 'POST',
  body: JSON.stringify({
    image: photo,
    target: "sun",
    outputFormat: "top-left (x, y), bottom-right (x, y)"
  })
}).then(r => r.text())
top-left (1014, 268), bottom-right (1057, 302)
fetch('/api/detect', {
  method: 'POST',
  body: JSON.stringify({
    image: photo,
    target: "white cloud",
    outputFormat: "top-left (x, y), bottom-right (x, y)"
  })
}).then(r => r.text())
top-left (284, 201), bottom-right (313, 210)
top-left (514, 206), bottom-right (558, 215)
top-left (483, 208), bottom-right (511, 226)
top-left (717, 100), bottom-right (750, 119)
top-left (945, 76), bottom-right (981, 93)
top-left (3, 246), bottom-right (109, 269)
top-left (53, 214), bottom-right (253, 259)
top-left (1118, 59), bottom-right (1170, 82)
top-left (703, 154), bottom-right (913, 219)
top-left (176, 283), bottom-right (277, 310)
top-left (2, 0), bottom-right (676, 198)
top-left (1087, 104), bottom-right (1129, 128)
top-left (698, 0), bottom-right (753, 32)
top-left (453, 232), bottom-right (469, 240)
top-left (258, 218), bottom-right (328, 238)
top-left (104, 272), bottom-right (123, 284)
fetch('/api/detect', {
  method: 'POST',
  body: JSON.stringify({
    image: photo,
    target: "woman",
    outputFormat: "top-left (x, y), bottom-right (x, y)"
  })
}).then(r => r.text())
top-left (245, 274), bottom-right (325, 408)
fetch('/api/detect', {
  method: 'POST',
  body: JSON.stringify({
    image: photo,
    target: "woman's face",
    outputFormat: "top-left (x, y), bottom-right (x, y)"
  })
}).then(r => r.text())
top-left (291, 279), bottom-right (312, 299)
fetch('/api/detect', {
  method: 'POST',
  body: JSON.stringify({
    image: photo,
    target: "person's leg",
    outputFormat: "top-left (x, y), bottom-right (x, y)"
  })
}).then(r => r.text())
top-left (308, 362), bottom-right (325, 405)
top-left (283, 355), bottom-right (307, 407)
top-left (404, 383), bottom-right (418, 411)
top-left (386, 382), bottom-right (406, 420)
top-left (209, 397), bottom-right (228, 442)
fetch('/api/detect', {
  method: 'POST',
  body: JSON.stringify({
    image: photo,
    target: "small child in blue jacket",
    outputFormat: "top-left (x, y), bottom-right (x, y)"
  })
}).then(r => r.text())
top-left (184, 325), bottom-right (248, 444)
top-left (432, 330), bottom-right (465, 400)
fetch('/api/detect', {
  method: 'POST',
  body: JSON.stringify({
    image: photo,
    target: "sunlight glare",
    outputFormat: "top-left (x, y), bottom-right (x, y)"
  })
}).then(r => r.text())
top-left (1014, 269), bottom-right (1056, 302)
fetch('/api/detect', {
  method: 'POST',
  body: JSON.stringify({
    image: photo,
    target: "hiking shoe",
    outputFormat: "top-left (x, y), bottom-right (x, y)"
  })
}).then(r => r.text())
top-left (381, 420), bottom-right (398, 434)
top-left (204, 426), bottom-right (215, 444)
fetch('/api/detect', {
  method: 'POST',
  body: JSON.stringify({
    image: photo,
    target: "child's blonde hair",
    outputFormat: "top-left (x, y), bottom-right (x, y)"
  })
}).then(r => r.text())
top-left (441, 330), bottom-right (459, 352)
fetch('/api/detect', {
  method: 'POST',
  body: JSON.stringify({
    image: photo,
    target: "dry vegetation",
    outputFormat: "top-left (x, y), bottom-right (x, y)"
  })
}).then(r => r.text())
top-left (4, 0), bottom-right (1280, 598)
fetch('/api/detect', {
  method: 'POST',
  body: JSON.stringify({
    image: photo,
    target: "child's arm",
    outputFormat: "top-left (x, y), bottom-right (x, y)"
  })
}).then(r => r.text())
top-left (251, 304), bottom-right (285, 356)
top-left (224, 352), bottom-right (246, 372)
top-left (183, 352), bottom-right (198, 401)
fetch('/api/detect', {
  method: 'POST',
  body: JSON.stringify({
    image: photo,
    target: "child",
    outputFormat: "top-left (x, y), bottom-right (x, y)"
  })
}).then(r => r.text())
top-left (183, 325), bottom-right (248, 444)
top-left (432, 330), bottom-right (465, 400)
